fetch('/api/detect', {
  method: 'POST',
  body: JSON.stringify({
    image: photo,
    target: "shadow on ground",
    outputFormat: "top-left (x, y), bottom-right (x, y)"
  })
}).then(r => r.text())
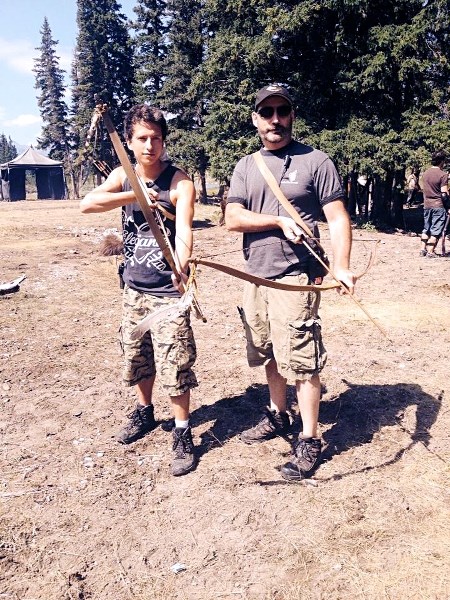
top-left (173, 381), bottom-right (443, 478)
top-left (317, 380), bottom-right (443, 480)
top-left (193, 218), bottom-right (216, 229)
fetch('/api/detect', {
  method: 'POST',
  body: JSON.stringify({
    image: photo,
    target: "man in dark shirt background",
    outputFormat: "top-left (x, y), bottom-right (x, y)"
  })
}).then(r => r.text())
top-left (420, 150), bottom-right (449, 257)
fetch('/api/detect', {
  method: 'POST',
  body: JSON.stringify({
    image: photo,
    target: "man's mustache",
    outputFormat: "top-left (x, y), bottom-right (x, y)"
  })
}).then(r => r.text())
top-left (267, 125), bottom-right (288, 134)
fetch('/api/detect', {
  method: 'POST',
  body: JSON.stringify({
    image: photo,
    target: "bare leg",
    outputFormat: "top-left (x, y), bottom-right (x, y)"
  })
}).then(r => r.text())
top-left (170, 389), bottom-right (190, 422)
top-left (420, 235), bottom-right (429, 252)
top-left (426, 235), bottom-right (438, 254)
top-left (136, 375), bottom-right (155, 406)
top-left (296, 374), bottom-right (321, 438)
top-left (265, 358), bottom-right (287, 412)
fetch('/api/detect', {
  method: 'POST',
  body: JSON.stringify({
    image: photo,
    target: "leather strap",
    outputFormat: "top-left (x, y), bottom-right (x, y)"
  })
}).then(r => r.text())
top-left (252, 151), bottom-right (314, 238)
top-left (252, 151), bottom-right (388, 339)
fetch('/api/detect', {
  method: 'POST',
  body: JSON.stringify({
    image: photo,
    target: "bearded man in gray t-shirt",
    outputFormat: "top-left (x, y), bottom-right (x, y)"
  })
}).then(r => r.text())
top-left (225, 84), bottom-right (357, 482)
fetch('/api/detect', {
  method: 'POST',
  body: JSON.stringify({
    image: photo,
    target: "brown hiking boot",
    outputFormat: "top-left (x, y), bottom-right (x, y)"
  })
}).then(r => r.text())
top-left (240, 408), bottom-right (290, 444)
top-left (281, 436), bottom-right (322, 481)
top-left (116, 404), bottom-right (157, 444)
top-left (172, 427), bottom-right (196, 476)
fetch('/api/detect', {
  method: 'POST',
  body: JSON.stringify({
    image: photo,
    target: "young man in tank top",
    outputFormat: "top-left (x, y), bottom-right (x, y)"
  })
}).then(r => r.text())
top-left (81, 104), bottom-right (198, 477)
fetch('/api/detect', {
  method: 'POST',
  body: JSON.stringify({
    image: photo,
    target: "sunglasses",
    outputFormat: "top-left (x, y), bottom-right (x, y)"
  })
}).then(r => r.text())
top-left (256, 104), bottom-right (292, 119)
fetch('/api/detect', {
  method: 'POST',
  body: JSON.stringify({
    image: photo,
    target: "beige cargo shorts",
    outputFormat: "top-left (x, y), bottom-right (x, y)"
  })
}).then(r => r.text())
top-left (239, 274), bottom-right (327, 382)
top-left (120, 285), bottom-right (198, 396)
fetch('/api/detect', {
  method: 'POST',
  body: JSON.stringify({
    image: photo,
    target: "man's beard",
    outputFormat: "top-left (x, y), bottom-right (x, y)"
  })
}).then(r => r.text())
top-left (262, 124), bottom-right (291, 143)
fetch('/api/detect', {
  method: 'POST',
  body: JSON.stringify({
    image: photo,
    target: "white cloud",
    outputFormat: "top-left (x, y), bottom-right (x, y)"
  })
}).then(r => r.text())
top-left (0, 38), bottom-right (37, 74)
top-left (4, 114), bottom-right (42, 127)
top-left (58, 49), bottom-right (73, 72)
top-left (0, 37), bottom-right (72, 75)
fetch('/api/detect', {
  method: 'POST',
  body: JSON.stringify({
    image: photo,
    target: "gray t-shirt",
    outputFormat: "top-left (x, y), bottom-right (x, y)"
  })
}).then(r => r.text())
top-left (227, 140), bottom-right (344, 279)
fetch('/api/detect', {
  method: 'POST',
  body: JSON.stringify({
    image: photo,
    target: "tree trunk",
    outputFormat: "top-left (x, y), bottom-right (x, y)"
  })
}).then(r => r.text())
top-left (70, 169), bottom-right (79, 199)
top-left (391, 170), bottom-right (406, 229)
top-left (197, 169), bottom-right (208, 204)
top-left (347, 172), bottom-right (358, 217)
top-left (371, 173), bottom-right (393, 224)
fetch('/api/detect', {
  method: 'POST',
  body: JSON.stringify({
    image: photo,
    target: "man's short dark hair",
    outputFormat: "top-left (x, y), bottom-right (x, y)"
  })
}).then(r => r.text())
top-left (431, 150), bottom-right (447, 166)
top-left (124, 104), bottom-right (168, 141)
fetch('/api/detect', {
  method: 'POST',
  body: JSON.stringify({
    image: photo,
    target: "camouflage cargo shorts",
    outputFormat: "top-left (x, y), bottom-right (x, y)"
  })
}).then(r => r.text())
top-left (120, 285), bottom-right (198, 396)
top-left (239, 275), bottom-right (327, 382)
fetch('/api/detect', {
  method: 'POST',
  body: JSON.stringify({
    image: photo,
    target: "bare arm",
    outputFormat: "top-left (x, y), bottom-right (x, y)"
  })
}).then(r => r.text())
top-left (80, 167), bottom-right (136, 213)
top-left (171, 172), bottom-right (196, 273)
top-left (323, 199), bottom-right (356, 293)
top-left (441, 184), bottom-right (450, 213)
top-left (225, 202), bottom-right (305, 242)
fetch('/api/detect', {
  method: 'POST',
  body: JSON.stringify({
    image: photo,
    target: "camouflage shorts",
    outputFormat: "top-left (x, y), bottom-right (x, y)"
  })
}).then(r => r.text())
top-left (239, 275), bottom-right (327, 382)
top-left (120, 285), bottom-right (198, 396)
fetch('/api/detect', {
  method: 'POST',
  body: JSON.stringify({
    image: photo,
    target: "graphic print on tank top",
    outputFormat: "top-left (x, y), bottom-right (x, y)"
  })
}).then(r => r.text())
top-left (123, 211), bottom-right (171, 273)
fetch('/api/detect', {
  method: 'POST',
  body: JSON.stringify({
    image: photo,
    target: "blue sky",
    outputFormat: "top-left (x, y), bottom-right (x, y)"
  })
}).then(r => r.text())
top-left (0, 0), bottom-right (136, 148)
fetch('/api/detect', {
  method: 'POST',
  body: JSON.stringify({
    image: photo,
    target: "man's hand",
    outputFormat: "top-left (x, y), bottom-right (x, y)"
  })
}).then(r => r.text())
top-left (332, 267), bottom-right (357, 295)
top-left (171, 271), bottom-right (189, 294)
top-left (277, 216), bottom-right (304, 244)
top-left (145, 185), bottom-right (159, 208)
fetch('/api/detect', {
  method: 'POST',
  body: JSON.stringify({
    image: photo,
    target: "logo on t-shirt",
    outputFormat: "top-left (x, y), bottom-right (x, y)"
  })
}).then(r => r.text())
top-left (286, 169), bottom-right (298, 184)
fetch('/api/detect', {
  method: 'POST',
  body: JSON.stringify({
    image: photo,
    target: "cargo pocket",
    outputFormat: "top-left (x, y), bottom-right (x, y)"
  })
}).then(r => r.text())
top-left (175, 321), bottom-right (197, 372)
top-left (288, 317), bottom-right (327, 374)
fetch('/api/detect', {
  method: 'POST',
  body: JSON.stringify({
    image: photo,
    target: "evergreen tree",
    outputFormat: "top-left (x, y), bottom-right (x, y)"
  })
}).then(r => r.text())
top-left (131, 0), bottom-right (169, 103)
top-left (199, 0), bottom-right (449, 223)
top-left (33, 18), bottom-right (71, 162)
top-left (0, 134), bottom-right (17, 163)
top-left (200, 0), bottom-right (282, 185)
top-left (158, 0), bottom-right (209, 201)
top-left (311, 0), bottom-right (449, 223)
top-left (33, 17), bottom-right (77, 196)
top-left (72, 0), bottom-right (135, 178)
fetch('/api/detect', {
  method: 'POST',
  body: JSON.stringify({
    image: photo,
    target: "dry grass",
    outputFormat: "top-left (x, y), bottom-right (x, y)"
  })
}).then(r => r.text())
top-left (0, 200), bottom-right (449, 599)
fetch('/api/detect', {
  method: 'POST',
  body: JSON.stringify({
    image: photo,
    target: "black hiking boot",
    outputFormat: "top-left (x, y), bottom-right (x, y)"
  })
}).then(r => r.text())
top-left (172, 427), bottom-right (196, 476)
top-left (116, 404), bottom-right (157, 444)
top-left (281, 436), bottom-right (322, 482)
top-left (240, 408), bottom-right (291, 444)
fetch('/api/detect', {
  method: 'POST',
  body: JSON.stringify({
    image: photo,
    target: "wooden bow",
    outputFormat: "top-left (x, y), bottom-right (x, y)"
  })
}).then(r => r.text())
top-left (189, 239), bottom-right (388, 339)
top-left (189, 258), bottom-right (340, 292)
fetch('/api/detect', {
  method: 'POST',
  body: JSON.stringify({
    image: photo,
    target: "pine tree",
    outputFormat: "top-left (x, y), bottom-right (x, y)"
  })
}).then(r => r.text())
top-left (0, 134), bottom-right (17, 163)
top-left (199, 0), bottom-right (300, 185)
top-left (131, 0), bottom-right (169, 103)
top-left (198, 0), bottom-right (448, 222)
top-left (33, 18), bottom-right (74, 195)
top-left (72, 0), bottom-right (135, 180)
top-left (157, 0), bottom-right (209, 201)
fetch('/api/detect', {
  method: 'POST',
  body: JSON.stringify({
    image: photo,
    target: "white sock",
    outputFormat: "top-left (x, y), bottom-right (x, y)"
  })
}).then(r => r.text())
top-left (175, 419), bottom-right (189, 430)
top-left (270, 400), bottom-right (283, 413)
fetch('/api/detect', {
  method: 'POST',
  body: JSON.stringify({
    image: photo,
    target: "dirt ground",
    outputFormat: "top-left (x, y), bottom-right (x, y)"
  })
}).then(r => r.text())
top-left (1, 200), bottom-right (449, 600)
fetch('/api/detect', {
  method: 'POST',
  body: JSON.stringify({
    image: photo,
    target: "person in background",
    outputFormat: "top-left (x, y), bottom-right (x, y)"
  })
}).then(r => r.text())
top-left (80, 104), bottom-right (198, 477)
top-left (420, 150), bottom-right (449, 257)
top-left (225, 84), bottom-right (357, 482)
top-left (405, 168), bottom-right (420, 208)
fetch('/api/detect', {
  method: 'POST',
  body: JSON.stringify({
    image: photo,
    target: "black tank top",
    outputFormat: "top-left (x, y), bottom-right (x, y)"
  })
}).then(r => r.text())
top-left (121, 164), bottom-right (180, 297)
